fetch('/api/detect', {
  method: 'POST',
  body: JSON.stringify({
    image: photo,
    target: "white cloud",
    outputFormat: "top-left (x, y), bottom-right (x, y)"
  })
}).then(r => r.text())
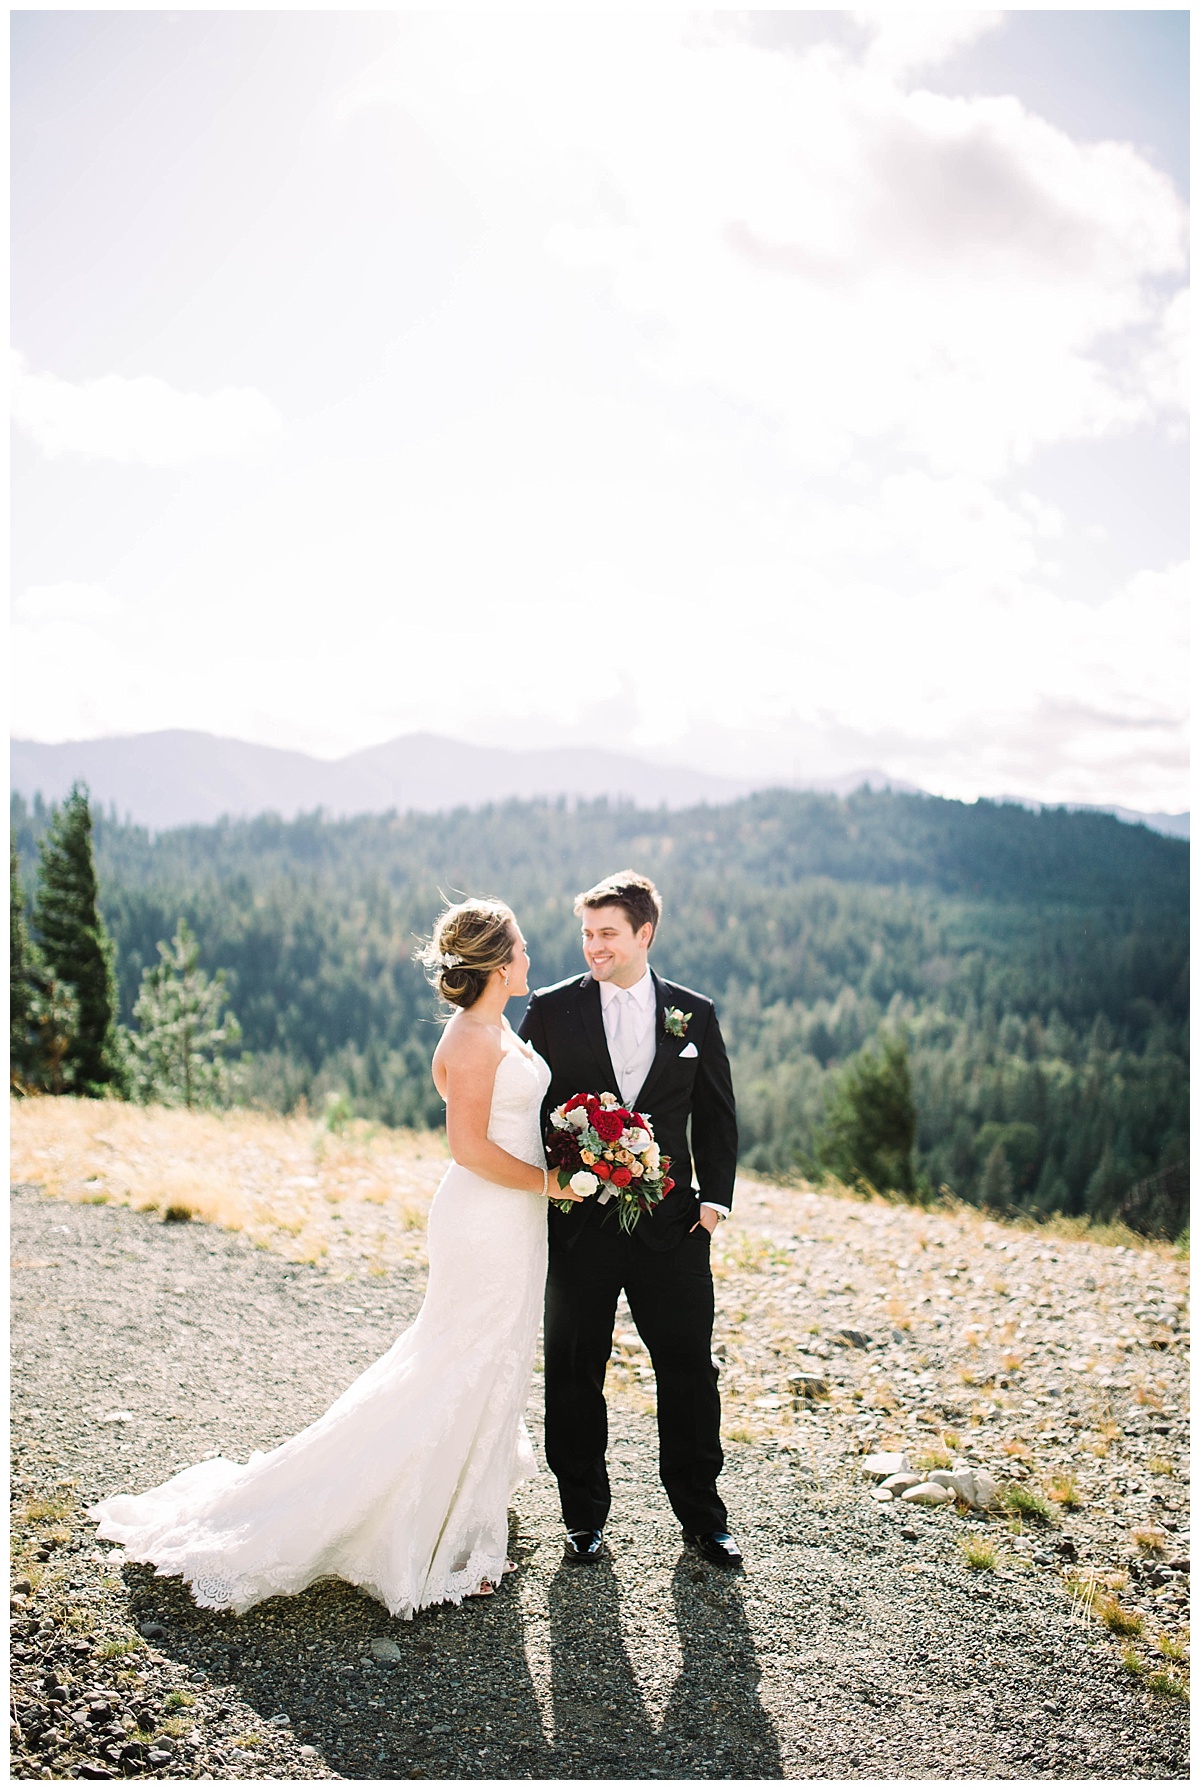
top-left (350, 17), bottom-right (1185, 481)
top-left (11, 15), bottom-right (1186, 814)
top-left (854, 10), bottom-right (1003, 82)
top-left (14, 582), bottom-right (125, 624)
top-left (11, 352), bottom-right (282, 467)
top-left (622, 555), bottom-right (1190, 808)
top-left (10, 599), bottom-right (145, 742)
top-left (1136, 286), bottom-right (1189, 417)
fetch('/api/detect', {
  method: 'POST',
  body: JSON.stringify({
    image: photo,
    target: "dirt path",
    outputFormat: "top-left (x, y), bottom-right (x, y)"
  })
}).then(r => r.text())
top-left (11, 1174), bottom-right (1189, 1780)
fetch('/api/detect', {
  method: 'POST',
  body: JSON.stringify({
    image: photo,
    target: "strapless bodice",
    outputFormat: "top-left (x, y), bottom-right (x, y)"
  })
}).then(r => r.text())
top-left (483, 1037), bottom-right (551, 1168)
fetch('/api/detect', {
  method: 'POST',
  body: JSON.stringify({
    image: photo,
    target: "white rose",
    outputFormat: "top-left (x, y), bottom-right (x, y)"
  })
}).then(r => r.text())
top-left (569, 1171), bottom-right (599, 1199)
top-left (600, 1092), bottom-right (619, 1106)
top-left (643, 1144), bottom-right (661, 1172)
top-left (567, 1107), bottom-right (590, 1130)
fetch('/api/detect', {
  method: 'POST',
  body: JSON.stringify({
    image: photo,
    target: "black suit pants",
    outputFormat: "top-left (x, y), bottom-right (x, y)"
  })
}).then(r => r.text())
top-left (543, 1217), bottom-right (727, 1534)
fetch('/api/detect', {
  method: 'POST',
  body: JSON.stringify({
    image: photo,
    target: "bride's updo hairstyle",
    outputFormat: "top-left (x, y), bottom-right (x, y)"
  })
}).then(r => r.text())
top-left (417, 898), bottom-right (517, 1011)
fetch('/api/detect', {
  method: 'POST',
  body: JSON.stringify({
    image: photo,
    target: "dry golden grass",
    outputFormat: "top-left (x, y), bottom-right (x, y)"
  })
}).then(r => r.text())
top-left (959, 1534), bottom-right (999, 1571)
top-left (1088, 1418), bottom-right (1122, 1460)
top-left (1046, 1471), bottom-right (1083, 1509)
top-left (1097, 1597), bottom-right (1145, 1637)
top-left (769, 1171), bottom-right (1170, 1253)
top-left (1145, 1670), bottom-right (1189, 1701)
top-left (10, 1095), bottom-right (448, 1274)
top-left (713, 1228), bottom-right (793, 1275)
top-left (17, 1492), bottom-right (73, 1526)
top-left (156, 1716), bottom-right (195, 1740)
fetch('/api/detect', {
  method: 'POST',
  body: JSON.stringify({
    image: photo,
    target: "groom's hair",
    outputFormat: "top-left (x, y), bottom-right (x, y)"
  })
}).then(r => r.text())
top-left (574, 870), bottom-right (662, 941)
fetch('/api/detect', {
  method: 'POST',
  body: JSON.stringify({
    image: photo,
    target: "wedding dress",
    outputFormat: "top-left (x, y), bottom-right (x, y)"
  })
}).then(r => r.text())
top-left (90, 1032), bottom-right (551, 1619)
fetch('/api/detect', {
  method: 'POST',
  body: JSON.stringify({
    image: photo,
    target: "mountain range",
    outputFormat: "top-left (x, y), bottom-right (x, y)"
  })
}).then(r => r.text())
top-left (9, 729), bottom-right (1189, 839)
top-left (10, 730), bottom-right (912, 830)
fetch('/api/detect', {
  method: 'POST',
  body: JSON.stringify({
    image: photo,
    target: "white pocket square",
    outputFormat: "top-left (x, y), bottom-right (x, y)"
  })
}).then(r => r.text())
top-left (678, 1042), bottom-right (699, 1058)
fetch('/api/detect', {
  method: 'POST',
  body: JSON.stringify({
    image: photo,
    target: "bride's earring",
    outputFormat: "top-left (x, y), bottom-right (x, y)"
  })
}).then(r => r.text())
top-left (501, 968), bottom-right (509, 988)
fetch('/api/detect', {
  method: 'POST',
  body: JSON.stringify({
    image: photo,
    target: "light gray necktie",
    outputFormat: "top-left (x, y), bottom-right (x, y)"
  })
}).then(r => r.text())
top-left (611, 988), bottom-right (638, 1097)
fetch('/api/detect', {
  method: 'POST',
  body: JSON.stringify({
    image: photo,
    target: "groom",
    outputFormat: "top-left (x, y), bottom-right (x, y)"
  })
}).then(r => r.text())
top-left (519, 870), bottom-right (741, 1569)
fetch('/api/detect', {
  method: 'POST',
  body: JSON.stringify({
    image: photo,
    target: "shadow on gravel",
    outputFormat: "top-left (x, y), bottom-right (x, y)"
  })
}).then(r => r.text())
top-left (121, 1544), bottom-right (781, 1780)
top-left (547, 1553), bottom-right (781, 1779)
top-left (663, 1554), bottom-right (781, 1778)
top-left (125, 1557), bottom-right (552, 1779)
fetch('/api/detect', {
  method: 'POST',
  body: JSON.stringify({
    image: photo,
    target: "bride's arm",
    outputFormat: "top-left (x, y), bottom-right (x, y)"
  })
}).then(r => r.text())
top-left (441, 1028), bottom-right (581, 1200)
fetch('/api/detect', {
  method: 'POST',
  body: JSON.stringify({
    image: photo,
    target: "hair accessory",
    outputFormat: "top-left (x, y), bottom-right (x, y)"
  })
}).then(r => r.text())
top-left (429, 949), bottom-right (462, 970)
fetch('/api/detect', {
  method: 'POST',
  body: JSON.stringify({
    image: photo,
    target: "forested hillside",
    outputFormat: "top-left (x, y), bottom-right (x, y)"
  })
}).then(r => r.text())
top-left (11, 787), bottom-right (1188, 1231)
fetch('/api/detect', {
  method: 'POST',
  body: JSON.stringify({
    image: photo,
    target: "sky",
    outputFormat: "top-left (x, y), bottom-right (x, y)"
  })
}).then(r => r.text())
top-left (10, 9), bottom-right (1190, 811)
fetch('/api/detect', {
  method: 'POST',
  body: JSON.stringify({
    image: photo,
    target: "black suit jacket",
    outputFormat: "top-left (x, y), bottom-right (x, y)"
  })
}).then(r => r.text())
top-left (519, 969), bottom-right (738, 1253)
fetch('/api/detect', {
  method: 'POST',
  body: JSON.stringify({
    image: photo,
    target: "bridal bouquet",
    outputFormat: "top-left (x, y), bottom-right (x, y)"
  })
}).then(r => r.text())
top-left (545, 1092), bottom-right (674, 1233)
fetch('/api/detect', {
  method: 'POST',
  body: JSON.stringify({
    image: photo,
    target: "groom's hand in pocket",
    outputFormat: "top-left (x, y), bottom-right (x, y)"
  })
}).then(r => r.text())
top-left (690, 1206), bottom-right (721, 1236)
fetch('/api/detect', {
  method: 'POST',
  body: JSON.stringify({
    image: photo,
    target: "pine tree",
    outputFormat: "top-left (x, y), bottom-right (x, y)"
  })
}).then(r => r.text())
top-left (815, 1031), bottom-right (917, 1196)
top-left (30, 977), bottom-right (81, 1095)
top-left (10, 845), bottom-right (42, 1090)
top-left (979, 1141), bottom-right (1014, 1208)
top-left (32, 782), bottom-right (123, 1095)
top-left (131, 920), bottom-right (242, 1108)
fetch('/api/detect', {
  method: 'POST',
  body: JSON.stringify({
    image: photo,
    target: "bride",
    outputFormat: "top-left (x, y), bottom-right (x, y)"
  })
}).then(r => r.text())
top-left (90, 898), bottom-right (578, 1618)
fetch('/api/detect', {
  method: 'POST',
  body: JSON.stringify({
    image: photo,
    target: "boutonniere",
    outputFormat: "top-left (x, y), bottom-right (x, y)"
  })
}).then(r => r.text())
top-left (664, 1007), bottom-right (692, 1038)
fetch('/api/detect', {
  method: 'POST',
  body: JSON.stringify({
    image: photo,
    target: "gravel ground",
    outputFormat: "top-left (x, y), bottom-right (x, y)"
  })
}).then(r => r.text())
top-left (10, 1175), bottom-right (1190, 1780)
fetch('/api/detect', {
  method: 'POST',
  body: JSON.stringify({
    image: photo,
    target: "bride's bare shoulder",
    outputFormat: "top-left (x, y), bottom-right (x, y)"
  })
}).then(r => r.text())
top-left (432, 1014), bottom-right (504, 1088)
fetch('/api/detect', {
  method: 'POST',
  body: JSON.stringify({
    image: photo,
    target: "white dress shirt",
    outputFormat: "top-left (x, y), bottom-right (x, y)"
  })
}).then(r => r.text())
top-left (599, 970), bottom-right (657, 1106)
top-left (598, 971), bottom-right (728, 1222)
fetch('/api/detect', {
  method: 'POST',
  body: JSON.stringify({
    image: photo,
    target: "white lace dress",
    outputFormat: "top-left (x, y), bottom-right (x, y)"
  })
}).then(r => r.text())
top-left (89, 1036), bottom-right (551, 1619)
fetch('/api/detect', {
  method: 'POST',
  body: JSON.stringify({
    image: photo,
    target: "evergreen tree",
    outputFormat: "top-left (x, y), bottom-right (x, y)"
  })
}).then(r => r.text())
top-left (30, 977), bottom-right (81, 1095)
top-left (9, 784), bottom-right (1186, 1234)
top-left (10, 846), bottom-right (41, 1090)
top-left (131, 920), bottom-right (242, 1108)
top-left (32, 783), bottom-right (124, 1094)
top-left (979, 1142), bottom-right (1014, 1208)
top-left (815, 1031), bottom-right (917, 1196)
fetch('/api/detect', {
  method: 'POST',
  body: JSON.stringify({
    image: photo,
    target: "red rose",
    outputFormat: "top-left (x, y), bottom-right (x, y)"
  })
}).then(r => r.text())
top-left (563, 1093), bottom-right (591, 1113)
top-left (609, 1165), bottom-right (633, 1187)
top-left (611, 1108), bottom-right (633, 1127)
top-left (662, 1177), bottom-right (675, 1194)
top-left (593, 1110), bottom-right (624, 1143)
top-left (593, 1160), bottom-right (611, 1180)
top-left (630, 1112), bottom-right (647, 1130)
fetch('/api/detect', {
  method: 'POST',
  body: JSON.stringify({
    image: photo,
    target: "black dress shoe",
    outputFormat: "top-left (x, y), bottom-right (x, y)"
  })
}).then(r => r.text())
top-left (564, 1528), bottom-right (605, 1564)
top-left (684, 1529), bottom-right (743, 1569)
